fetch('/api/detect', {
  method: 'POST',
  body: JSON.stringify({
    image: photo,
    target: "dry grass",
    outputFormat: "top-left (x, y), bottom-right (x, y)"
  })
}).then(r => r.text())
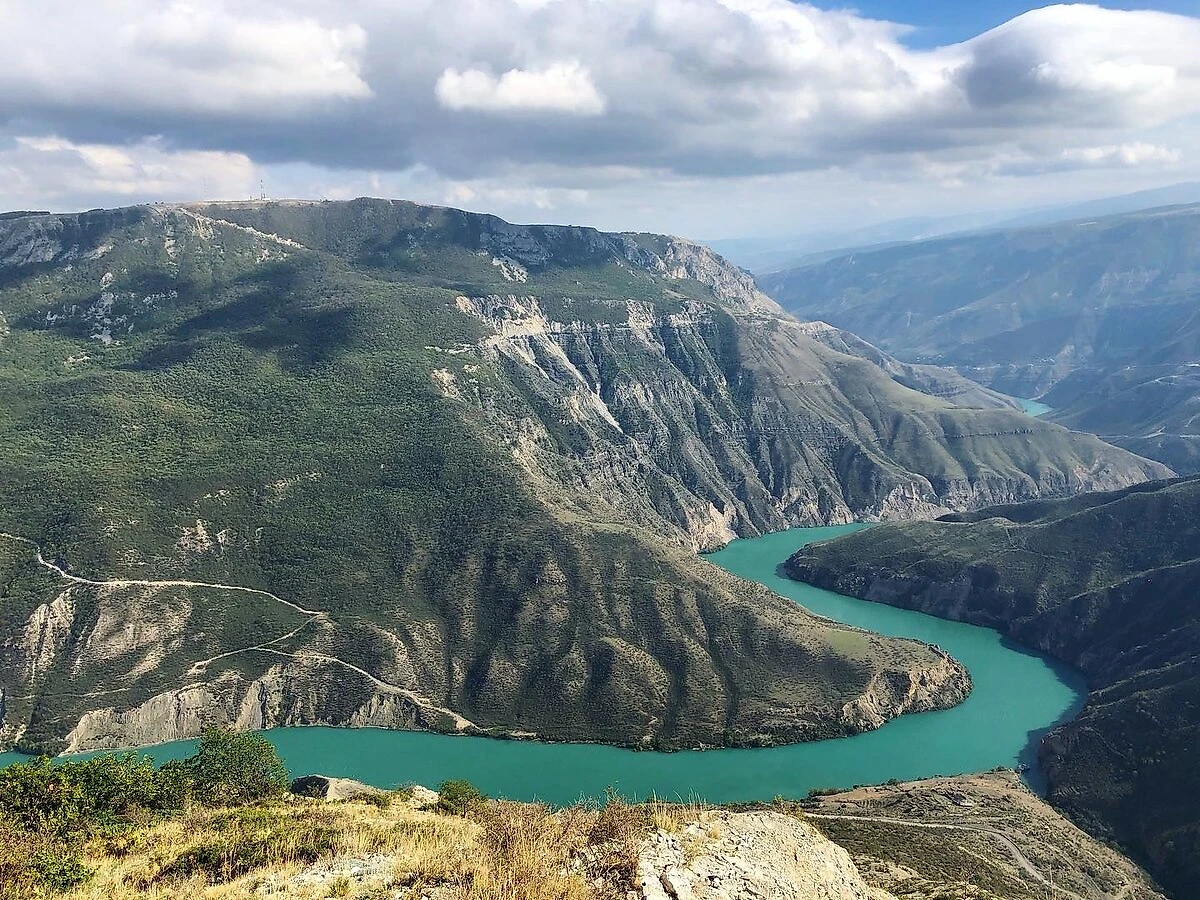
top-left (57, 796), bottom-right (480, 900)
top-left (42, 792), bottom-right (667, 900)
top-left (586, 793), bottom-right (656, 891)
top-left (443, 801), bottom-right (593, 900)
top-left (644, 799), bottom-right (706, 835)
top-left (641, 800), bottom-right (718, 866)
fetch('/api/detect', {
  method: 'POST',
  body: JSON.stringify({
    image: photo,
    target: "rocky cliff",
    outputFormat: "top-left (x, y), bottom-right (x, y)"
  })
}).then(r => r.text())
top-left (762, 203), bottom-right (1200, 475)
top-left (784, 477), bottom-right (1200, 899)
top-left (0, 198), bottom-right (1161, 756)
top-left (637, 810), bottom-right (894, 900)
top-left (447, 278), bottom-right (1167, 552)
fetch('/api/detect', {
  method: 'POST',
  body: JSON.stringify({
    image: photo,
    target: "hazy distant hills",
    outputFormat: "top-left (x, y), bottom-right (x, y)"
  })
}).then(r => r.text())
top-left (786, 476), bottom-right (1200, 898)
top-left (707, 211), bottom-right (1003, 274)
top-left (762, 202), bottom-right (1200, 473)
top-left (997, 181), bottom-right (1200, 230)
top-left (711, 181), bottom-right (1200, 275)
top-left (0, 198), bottom-right (1161, 755)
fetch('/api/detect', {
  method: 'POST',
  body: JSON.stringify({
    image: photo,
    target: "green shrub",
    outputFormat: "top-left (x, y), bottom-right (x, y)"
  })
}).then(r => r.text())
top-left (153, 758), bottom-right (197, 809)
top-left (0, 756), bottom-right (87, 835)
top-left (60, 753), bottom-right (164, 821)
top-left (361, 790), bottom-right (394, 809)
top-left (27, 850), bottom-right (93, 893)
top-left (437, 779), bottom-right (486, 815)
top-left (806, 787), bottom-right (841, 798)
top-left (185, 728), bottom-right (290, 805)
top-left (0, 752), bottom-right (181, 837)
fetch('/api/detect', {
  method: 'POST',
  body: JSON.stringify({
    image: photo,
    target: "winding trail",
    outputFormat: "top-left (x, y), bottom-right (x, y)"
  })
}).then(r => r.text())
top-left (0, 532), bottom-right (478, 733)
top-left (806, 812), bottom-right (1084, 898)
top-left (251, 647), bottom-right (475, 731)
top-left (185, 617), bottom-right (323, 677)
top-left (0, 532), bottom-right (322, 615)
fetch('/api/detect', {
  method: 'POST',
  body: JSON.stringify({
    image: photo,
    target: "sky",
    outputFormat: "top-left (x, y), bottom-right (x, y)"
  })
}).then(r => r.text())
top-left (830, 0), bottom-right (1200, 45)
top-left (1, 0), bottom-right (1199, 240)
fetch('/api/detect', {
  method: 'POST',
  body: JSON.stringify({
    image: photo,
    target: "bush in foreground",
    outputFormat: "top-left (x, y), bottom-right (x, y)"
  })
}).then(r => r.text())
top-left (437, 778), bottom-right (487, 815)
top-left (184, 727), bottom-right (290, 805)
top-left (0, 727), bottom-right (290, 897)
top-left (0, 752), bottom-right (169, 836)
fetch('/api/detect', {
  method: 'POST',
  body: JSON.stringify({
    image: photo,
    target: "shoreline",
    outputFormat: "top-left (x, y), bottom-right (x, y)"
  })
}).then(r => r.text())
top-left (3, 525), bottom-right (1087, 807)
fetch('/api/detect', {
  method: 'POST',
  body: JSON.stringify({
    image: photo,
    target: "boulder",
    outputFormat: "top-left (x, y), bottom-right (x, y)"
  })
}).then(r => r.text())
top-left (290, 774), bottom-right (386, 801)
top-left (408, 784), bottom-right (440, 808)
top-left (636, 810), bottom-right (895, 900)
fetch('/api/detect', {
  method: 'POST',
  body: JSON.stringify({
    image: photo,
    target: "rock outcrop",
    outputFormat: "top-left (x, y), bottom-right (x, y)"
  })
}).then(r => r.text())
top-left (290, 774), bottom-right (389, 801)
top-left (839, 651), bottom-right (970, 732)
top-left (637, 810), bottom-right (894, 900)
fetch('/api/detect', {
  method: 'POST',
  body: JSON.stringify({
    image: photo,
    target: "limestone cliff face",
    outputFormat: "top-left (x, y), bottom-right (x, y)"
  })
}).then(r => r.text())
top-left (453, 289), bottom-right (1167, 551)
top-left (839, 651), bottom-right (971, 733)
top-left (61, 663), bottom-right (438, 753)
top-left (638, 810), bottom-right (895, 900)
top-left (17, 588), bottom-right (78, 681)
top-left (631, 235), bottom-right (784, 314)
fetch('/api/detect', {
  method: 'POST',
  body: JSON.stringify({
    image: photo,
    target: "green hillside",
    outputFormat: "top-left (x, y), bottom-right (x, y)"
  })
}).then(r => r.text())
top-left (760, 203), bottom-right (1200, 474)
top-left (0, 199), bottom-right (1161, 757)
top-left (785, 477), bottom-right (1200, 897)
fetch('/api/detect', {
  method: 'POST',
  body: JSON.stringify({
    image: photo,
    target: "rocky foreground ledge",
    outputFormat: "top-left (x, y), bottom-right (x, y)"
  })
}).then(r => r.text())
top-left (636, 810), bottom-right (889, 900)
top-left (20, 766), bottom-right (1159, 900)
top-left (256, 772), bottom-right (1159, 900)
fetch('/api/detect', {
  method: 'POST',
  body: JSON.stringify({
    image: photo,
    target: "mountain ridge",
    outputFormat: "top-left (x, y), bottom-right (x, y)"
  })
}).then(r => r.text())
top-left (760, 201), bottom-right (1200, 474)
top-left (785, 476), bottom-right (1200, 898)
top-left (0, 197), bottom-right (1164, 756)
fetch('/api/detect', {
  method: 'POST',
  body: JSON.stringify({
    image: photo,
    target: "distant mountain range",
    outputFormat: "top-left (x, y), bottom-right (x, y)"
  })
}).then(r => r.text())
top-left (786, 476), bottom-right (1200, 899)
top-left (711, 181), bottom-right (1200, 275)
top-left (761, 201), bottom-right (1200, 474)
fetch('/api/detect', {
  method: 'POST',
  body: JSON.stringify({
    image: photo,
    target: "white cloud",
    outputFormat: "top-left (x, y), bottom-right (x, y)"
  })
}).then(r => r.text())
top-left (0, 136), bottom-right (256, 210)
top-left (0, 0), bottom-right (369, 119)
top-left (1061, 142), bottom-right (1183, 167)
top-left (1, 1), bottom-right (1200, 233)
top-left (436, 62), bottom-right (606, 115)
top-left (955, 5), bottom-right (1196, 127)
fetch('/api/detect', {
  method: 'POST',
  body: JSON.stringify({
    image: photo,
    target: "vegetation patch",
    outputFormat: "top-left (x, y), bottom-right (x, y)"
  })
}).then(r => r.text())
top-left (156, 805), bottom-right (341, 883)
top-left (0, 728), bottom-right (289, 897)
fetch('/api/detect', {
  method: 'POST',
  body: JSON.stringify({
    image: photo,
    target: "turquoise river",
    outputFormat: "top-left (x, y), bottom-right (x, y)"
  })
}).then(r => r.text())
top-left (1016, 397), bottom-right (1053, 417)
top-left (0, 525), bottom-right (1086, 805)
